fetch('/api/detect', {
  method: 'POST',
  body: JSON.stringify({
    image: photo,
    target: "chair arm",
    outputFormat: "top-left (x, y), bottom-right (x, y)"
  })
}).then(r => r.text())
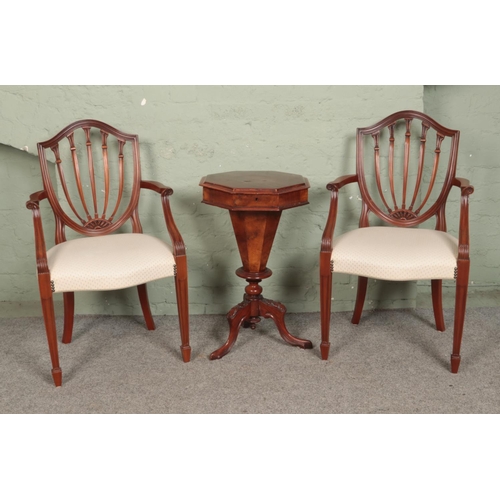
top-left (27, 190), bottom-right (48, 206)
top-left (326, 174), bottom-right (359, 192)
top-left (321, 174), bottom-right (358, 253)
top-left (452, 177), bottom-right (474, 260)
top-left (140, 180), bottom-right (186, 257)
top-left (26, 190), bottom-right (50, 275)
top-left (452, 177), bottom-right (473, 192)
top-left (140, 180), bottom-right (174, 196)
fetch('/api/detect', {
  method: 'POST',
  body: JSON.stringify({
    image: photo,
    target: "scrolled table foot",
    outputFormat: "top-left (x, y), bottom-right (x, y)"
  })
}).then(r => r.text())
top-left (209, 300), bottom-right (251, 360)
top-left (259, 298), bottom-right (313, 349)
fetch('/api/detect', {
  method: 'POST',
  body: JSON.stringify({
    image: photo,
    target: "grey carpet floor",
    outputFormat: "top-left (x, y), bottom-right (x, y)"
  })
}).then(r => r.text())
top-left (1, 307), bottom-right (499, 413)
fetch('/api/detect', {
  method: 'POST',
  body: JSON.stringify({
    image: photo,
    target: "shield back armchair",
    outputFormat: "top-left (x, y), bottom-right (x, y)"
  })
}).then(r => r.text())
top-left (26, 119), bottom-right (190, 386)
top-left (320, 110), bottom-right (474, 373)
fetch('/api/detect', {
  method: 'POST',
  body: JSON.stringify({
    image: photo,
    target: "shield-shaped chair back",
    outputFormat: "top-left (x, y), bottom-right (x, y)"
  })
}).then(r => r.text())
top-left (356, 110), bottom-right (460, 230)
top-left (37, 119), bottom-right (143, 243)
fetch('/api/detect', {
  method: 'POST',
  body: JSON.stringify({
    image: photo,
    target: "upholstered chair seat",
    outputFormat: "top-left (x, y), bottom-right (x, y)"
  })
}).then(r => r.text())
top-left (47, 233), bottom-right (176, 293)
top-left (331, 226), bottom-right (458, 281)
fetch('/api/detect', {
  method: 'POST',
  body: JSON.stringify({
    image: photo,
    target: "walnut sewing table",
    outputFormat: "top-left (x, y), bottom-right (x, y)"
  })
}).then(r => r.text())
top-left (200, 170), bottom-right (313, 359)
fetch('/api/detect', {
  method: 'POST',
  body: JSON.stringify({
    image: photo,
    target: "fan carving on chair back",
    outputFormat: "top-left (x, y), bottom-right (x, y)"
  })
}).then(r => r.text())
top-left (356, 110), bottom-right (460, 229)
top-left (37, 119), bottom-right (143, 242)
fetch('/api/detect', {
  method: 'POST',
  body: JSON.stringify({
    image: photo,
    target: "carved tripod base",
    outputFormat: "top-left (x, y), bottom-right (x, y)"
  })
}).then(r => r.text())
top-left (210, 269), bottom-right (313, 360)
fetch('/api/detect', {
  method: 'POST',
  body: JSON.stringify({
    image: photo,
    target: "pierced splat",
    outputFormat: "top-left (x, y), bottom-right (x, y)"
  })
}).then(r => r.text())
top-left (37, 119), bottom-right (142, 237)
top-left (357, 111), bottom-right (460, 228)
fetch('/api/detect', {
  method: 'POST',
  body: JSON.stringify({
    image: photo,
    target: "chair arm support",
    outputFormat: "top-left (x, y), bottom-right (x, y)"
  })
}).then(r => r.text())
top-left (326, 174), bottom-right (358, 192)
top-left (140, 180), bottom-right (186, 257)
top-left (26, 190), bottom-right (48, 207)
top-left (321, 174), bottom-right (358, 253)
top-left (26, 190), bottom-right (50, 275)
top-left (452, 177), bottom-right (474, 260)
top-left (140, 180), bottom-right (174, 196)
top-left (452, 177), bottom-right (473, 192)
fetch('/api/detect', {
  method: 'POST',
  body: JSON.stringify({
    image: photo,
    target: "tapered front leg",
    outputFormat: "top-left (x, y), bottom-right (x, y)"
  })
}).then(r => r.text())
top-left (320, 253), bottom-right (333, 360)
top-left (451, 261), bottom-right (470, 373)
top-left (38, 274), bottom-right (62, 387)
top-left (174, 256), bottom-right (191, 363)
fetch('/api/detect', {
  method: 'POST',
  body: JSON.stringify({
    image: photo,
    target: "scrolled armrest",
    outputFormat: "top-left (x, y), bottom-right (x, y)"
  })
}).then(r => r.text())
top-left (26, 190), bottom-right (48, 209)
top-left (140, 180), bottom-right (174, 196)
top-left (141, 180), bottom-right (185, 257)
top-left (326, 174), bottom-right (358, 192)
top-left (321, 174), bottom-right (358, 253)
top-left (452, 177), bottom-right (474, 196)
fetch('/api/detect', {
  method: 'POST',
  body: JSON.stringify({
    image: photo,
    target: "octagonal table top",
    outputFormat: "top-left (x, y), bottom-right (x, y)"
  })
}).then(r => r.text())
top-left (200, 170), bottom-right (310, 211)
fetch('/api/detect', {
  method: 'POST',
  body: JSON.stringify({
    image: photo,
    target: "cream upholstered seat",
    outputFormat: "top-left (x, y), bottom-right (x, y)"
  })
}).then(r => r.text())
top-left (320, 110), bottom-right (474, 373)
top-left (331, 226), bottom-right (458, 281)
top-left (47, 233), bottom-right (176, 293)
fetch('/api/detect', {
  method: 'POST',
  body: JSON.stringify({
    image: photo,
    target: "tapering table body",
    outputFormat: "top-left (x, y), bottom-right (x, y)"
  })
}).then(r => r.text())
top-left (200, 170), bottom-right (313, 359)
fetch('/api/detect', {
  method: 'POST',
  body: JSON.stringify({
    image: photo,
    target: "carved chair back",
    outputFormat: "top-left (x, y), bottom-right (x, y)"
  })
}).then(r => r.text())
top-left (356, 110), bottom-right (460, 230)
top-left (37, 119), bottom-right (143, 243)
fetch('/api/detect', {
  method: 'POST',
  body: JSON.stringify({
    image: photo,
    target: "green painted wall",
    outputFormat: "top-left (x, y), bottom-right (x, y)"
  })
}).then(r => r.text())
top-left (0, 85), bottom-right (497, 318)
top-left (421, 85), bottom-right (500, 307)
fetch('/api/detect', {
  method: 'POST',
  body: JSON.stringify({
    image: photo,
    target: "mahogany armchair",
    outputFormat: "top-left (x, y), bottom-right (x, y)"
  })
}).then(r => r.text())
top-left (320, 110), bottom-right (474, 373)
top-left (26, 120), bottom-right (190, 386)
